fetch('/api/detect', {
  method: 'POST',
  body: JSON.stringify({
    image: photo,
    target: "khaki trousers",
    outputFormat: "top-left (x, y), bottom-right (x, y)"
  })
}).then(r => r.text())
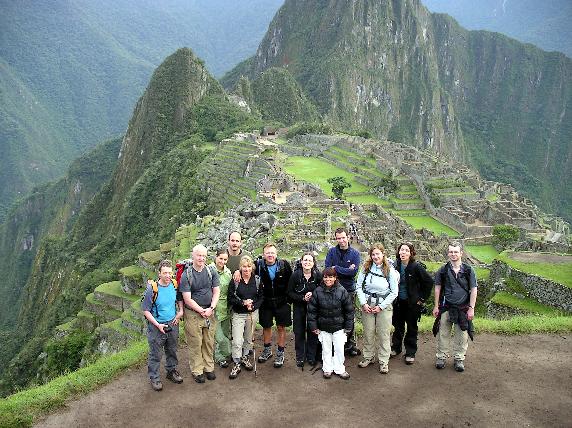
top-left (184, 308), bottom-right (217, 375)
top-left (361, 306), bottom-right (393, 364)
top-left (436, 310), bottom-right (469, 361)
top-left (231, 310), bottom-right (258, 361)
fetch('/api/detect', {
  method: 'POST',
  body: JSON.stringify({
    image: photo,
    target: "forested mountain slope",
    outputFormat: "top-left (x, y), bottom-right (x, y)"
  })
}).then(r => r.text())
top-left (0, 0), bottom-right (283, 220)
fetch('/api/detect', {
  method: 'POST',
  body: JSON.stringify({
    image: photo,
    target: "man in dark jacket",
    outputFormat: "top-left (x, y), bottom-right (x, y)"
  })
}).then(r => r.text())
top-left (308, 267), bottom-right (354, 379)
top-left (256, 243), bottom-right (293, 368)
top-left (325, 227), bottom-right (361, 356)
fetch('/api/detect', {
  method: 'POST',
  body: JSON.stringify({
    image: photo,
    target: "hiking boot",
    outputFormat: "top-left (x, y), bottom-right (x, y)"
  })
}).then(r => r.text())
top-left (454, 360), bottom-right (465, 372)
top-left (358, 358), bottom-right (373, 368)
top-left (405, 356), bottom-right (415, 365)
top-left (166, 369), bottom-right (183, 384)
top-left (296, 360), bottom-right (304, 368)
top-left (192, 373), bottom-right (206, 383)
top-left (379, 362), bottom-right (389, 374)
top-left (258, 347), bottom-right (272, 363)
top-left (218, 360), bottom-right (229, 368)
top-left (241, 355), bottom-right (254, 371)
top-left (390, 349), bottom-right (401, 358)
top-left (337, 371), bottom-right (351, 380)
top-left (150, 379), bottom-right (163, 391)
top-left (229, 362), bottom-right (241, 379)
top-left (205, 371), bottom-right (216, 381)
top-left (273, 350), bottom-right (285, 368)
top-left (346, 346), bottom-right (361, 357)
top-left (323, 371), bottom-right (332, 379)
top-left (435, 358), bottom-right (446, 369)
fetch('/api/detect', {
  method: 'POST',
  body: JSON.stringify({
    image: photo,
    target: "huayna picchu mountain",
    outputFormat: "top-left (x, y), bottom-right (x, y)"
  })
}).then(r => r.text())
top-left (0, 48), bottom-right (259, 395)
top-left (222, 0), bottom-right (572, 222)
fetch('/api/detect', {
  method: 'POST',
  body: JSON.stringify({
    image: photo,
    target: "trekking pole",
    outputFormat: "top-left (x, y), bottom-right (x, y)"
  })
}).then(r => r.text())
top-left (249, 311), bottom-right (257, 378)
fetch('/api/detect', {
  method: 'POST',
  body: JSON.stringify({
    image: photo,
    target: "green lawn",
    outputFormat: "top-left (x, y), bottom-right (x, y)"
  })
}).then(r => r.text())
top-left (496, 251), bottom-right (572, 288)
top-left (466, 245), bottom-right (499, 264)
top-left (400, 216), bottom-right (461, 237)
top-left (345, 194), bottom-right (392, 206)
top-left (284, 156), bottom-right (368, 195)
top-left (491, 291), bottom-right (562, 315)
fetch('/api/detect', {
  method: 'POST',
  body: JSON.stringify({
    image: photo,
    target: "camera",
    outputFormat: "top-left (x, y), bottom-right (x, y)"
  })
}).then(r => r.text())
top-left (163, 325), bottom-right (172, 333)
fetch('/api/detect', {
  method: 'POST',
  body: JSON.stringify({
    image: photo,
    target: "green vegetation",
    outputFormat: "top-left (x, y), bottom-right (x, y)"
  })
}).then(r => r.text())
top-left (496, 252), bottom-right (572, 288)
top-left (418, 315), bottom-right (572, 334)
top-left (251, 67), bottom-right (319, 124)
top-left (491, 291), bottom-right (563, 316)
top-left (0, 340), bottom-right (147, 428)
top-left (466, 245), bottom-right (499, 263)
top-left (283, 157), bottom-right (368, 196)
top-left (285, 122), bottom-right (334, 139)
top-left (400, 216), bottom-right (461, 237)
top-left (43, 331), bottom-right (92, 381)
top-left (492, 224), bottom-right (521, 249)
top-left (327, 176), bottom-right (352, 199)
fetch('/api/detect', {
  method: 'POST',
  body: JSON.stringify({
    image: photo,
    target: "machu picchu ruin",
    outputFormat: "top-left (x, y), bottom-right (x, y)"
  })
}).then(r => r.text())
top-left (49, 130), bottom-right (571, 361)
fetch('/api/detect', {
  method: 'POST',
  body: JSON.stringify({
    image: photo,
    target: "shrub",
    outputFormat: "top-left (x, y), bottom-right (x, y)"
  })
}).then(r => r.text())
top-left (492, 224), bottom-right (521, 249)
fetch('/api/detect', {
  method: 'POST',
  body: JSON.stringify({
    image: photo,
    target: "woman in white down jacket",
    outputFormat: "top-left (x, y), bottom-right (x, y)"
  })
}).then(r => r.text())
top-left (356, 243), bottom-right (399, 374)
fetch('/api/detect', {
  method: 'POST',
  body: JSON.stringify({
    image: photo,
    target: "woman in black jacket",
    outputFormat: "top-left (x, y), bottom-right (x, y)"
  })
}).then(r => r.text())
top-left (307, 267), bottom-right (354, 380)
top-left (391, 242), bottom-right (434, 364)
top-left (227, 256), bottom-right (264, 379)
top-left (287, 252), bottom-right (322, 368)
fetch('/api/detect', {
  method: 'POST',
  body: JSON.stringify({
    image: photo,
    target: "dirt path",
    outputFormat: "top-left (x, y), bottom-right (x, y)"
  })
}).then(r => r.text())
top-left (35, 333), bottom-right (572, 428)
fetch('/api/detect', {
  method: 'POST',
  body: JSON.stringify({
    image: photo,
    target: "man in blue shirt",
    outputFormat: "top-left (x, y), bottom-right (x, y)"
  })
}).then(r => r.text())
top-left (325, 227), bottom-right (361, 356)
top-left (142, 259), bottom-right (184, 391)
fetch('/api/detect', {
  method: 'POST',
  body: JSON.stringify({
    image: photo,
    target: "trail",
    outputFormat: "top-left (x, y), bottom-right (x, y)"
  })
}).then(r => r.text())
top-left (35, 333), bottom-right (572, 428)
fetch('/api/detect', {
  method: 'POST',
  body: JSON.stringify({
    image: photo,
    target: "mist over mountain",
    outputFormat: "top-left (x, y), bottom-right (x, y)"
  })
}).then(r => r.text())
top-left (421, 0), bottom-right (572, 58)
top-left (0, 0), bottom-right (283, 220)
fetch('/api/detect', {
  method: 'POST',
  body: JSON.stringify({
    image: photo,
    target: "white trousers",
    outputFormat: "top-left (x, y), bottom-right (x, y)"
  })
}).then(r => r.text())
top-left (319, 329), bottom-right (347, 374)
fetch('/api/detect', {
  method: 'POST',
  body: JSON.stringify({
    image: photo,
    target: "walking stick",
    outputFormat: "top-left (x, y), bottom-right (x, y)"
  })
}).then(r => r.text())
top-left (249, 311), bottom-right (257, 378)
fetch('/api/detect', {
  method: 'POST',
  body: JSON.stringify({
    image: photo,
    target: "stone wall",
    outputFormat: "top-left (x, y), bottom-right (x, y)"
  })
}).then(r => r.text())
top-left (490, 260), bottom-right (572, 313)
top-left (486, 301), bottom-right (530, 319)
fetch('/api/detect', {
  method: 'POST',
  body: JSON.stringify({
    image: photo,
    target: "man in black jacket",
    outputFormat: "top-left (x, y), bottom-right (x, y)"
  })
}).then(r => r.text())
top-left (256, 243), bottom-right (293, 368)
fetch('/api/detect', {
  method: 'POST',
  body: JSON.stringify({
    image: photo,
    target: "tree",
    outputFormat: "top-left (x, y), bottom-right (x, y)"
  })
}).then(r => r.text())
top-left (492, 224), bottom-right (521, 249)
top-left (327, 176), bottom-right (352, 199)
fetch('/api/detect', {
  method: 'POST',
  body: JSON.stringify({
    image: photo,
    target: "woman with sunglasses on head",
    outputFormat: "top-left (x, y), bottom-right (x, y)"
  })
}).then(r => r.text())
top-left (356, 243), bottom-right (399, 374)
top-left (391, 242), bottom-right (434, 365)
top-left (287, 252), bottom-right (323, 368)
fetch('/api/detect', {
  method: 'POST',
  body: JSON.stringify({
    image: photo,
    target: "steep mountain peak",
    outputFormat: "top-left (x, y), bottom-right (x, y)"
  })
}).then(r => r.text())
top-left (113, 47), bottom-right (224, 198)
top-left (225, 0), bottom-right (572, 221)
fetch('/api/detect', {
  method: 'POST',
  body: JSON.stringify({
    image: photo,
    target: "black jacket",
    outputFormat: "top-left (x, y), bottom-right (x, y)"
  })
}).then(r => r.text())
top-left (287, 268), bottom-right (323, 306)
top-left (307, 283), bottom-right (354, 333)
top-left (394, 260), bottom-right (434, 305)
top-left (227, 276), bottom-right (264, 314)
top-left (256, 258), bottom-right (292, 307)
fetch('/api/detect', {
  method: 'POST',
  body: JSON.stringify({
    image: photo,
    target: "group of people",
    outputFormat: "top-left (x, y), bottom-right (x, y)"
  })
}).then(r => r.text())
top-left (142, 228), bottom-right (477, 391)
